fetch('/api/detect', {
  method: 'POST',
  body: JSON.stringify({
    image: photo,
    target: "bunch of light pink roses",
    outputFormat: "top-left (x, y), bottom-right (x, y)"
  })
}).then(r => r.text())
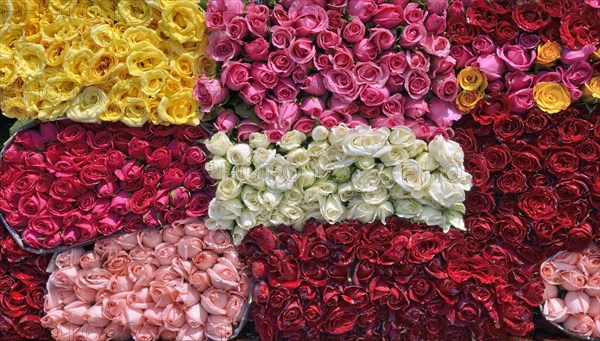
top-left (541, 247), bottom-right (600, 338)
top-left (41, 219), bottom-right (250, 341)
top-left (195, 0), bottom-right (462, 142)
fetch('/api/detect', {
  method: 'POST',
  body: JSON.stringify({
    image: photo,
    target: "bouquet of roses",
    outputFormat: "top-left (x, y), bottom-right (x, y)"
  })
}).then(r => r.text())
top-left (195, 0), bottom-right (462, 142)
top-left (204, 124), bottom-right (472, 242)
top-left (0, 120), bottom-right (215, 252)
top-left (42, 219), bottom-right (251, 341)
top-left (0, 0), bottom-right (214, 126)
top-left (240, 217), bottom-right (544, 340)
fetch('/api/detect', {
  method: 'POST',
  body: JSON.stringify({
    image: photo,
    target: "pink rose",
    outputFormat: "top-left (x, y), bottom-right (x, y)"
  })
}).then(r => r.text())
top-left (561, 270), bottom-right (587, 291)
top-left (207, 258), bottom-right (241, 291)
top-left (51, 324), bottom-right (79, 341)
top-left (102, 322), bottom-right (129, 341)
top-left (382, 94), bottom-right (405, 117)
top-left (268, 50), bottom-right (295, 76)
top-left (347, 0), bottom-right (377, 21)
top-left (182, 219), bottom-right (209, 238)
top-left (404, 70), bottom-right (431, 99)
top-left (115, 233), bottom-right (139, 251)
top-left (401, 23), bottom-right (427, 48)
top-left (508, 89), bottom-right (535, 113)
top-left (553, 251), bottom-right (581, 269)
top-left (41, 308), bottom-right (67, 329)
top-left (246, 11), bottom-right (268, 38)
top-left (272, 78), bottom-right (299, 103)
top-left (215, 110), bottom-right (239, 133)
top-left (238, 120), bottom-right (263, 141)
top-left (201, 288), bottom-right (229, 315)
top-left (289, 1), bottom-right (328, 36)
top-left (301, 73), bottom-right (327, 96)
top-left (563, 314), bottom-right (595, 337)
top-left (420, 35), bottom-right (451, 58)
top-left (427, 0), bottom-right (448, 14)
top-left (205, 315), bottom-right (234, 341)
top-left (49, 267), bottom-right (78, 288)
top-left (137, 229), bottom-right (163, 249)
top-left (323, 68), bottom-right (360, 101)
top-left (534, 70), bottom-right (562, 84)
top-left (561, 44), bottom-right (597, 65)
top-left (134, 324), bottom-right (160, 341)
top-left (240, 82), bottom-right (267, 105)
top-left (185, 304), bottom-right (208, 329)
top-left (63, 301), bottom-right (91, 325)
top-left (381, 52), bottom-right (407, 76)
top-left (300, 97), bottom-right (326, 118)
top-left (471, 54), bottom-right (505, 81)
top-left (207, 31), bottom-right (241, 62)
top-left (432, 74), bottom-right (458, 102)
top-left (193, 250), bottom-right (219, 272)
top-left (293, 117), bottom-right (315, 134)
top-left (149, 283), bottom-right (175, 308)
top-left (193, 77), bottom-right (228, 113)
top-left (250, 64), bottom-right (279, 89)
top-left (360, 86), bottom-right (389, 106)
top-left (342, 18), bottom-right (366, 43)
top-left (173, 282), bottom-right (201, 307)
top-left (517, 33), bottom-right (540, 50)
top-left (278, 101), bottom-right (301, 130)
top-left (221, 61), bottom-right (250, 91)
top-left (353, 39), bottom-right (378, 62)
top-left (505, 71), bottom-right (534, 93)
top-left (288, 38), bottom-right (316, 64)
top-left (317, 30), bottom-right (342, 50)
top-left (543, 282), bottom-right (558, 300)
top-left (331, 46), bottom-right (355, 70)
top-left (427, 98), bottom-right (461, 127)
top-left (55, 248), bottom-right (84, 269)
top-left (404, 98), bottom-right (429, 119)
top-left (497, 43), bottom-right (536, 72)
top-left (542, 298), bottom-right (569, 323)
top-left (76, 268), bottom-right (112, 290)
top-left (226, 293), bottom-right (247, 322)
top-left (292, 64), bottom-right (308, 84)
top-left (563, 61), bottom-right (593, 89)
top-left (586, 275), bottom-right (600, 296)
top-left (103, 251), bottom-right (130, 275)
top-left (163, 303), bottom-right (186, 331)
top-left (176, 235), bottom-right (204, 260)
top-left (208, 0), bottom-right (243, 23)
top-left (369, 28), bottom-right (395, 52)
top-left (225, 16), bottom-right (248, 41)
top-left (373, 4), bottom-right (404, 29)
top-left (265, 128), bottom-right (285, 142)
top-left (83, 305), bottom-right (110, 328)
top-left (271, 26), bottom-right (294, 49)
top-left (589, 296), bottom-right (600, 319)
top-left (404, 3), bottom-right (425, 24)
top-left (486, 79), bottom-right (505, 95)
top-left (189, 271), bottom-right (211, 293)
top-left (126, 288), bottom-right (153, 310)
top-left (450, 45), bottom-right (475, 69)
top-left (472, 35), bottom-right (497, 55)
top-left (565, 290), bottom-right (591, 315)
top-left (162, 224), bottom-right (185, 244)
top-left (405, 118), bottom-right (433, 140)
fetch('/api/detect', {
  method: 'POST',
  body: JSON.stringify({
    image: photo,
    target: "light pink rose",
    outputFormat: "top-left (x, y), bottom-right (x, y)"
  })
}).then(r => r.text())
top-left (342, 18), bottom-right (366, 43)
top-left (127, 287), bottom-right (154, 310)
top-left (201, 288), bottom-right (229, 315)
top-left (553, 251), bottom-right (581, 270)
top-left (353, 39), bottom-right (378, 62)
top-left (163, 303), bottom-right (186, 331)
top-left (77, 324), bottom-right (103, 341)
top-left (51, 324), bottom-right (79, 341)
top-left (381, 52), bottom-right (408, 76)
top-left (425, 12), bottom-right (447, 35)
top-left (221, 61), bottom-right (250, 91)
top-left (74, 285), bottom-right (97, 304)
top-left (176, 236), bottom-right (205, 260)
top-left (301, 73), bottom-right (327, 96)
top-left (83, 304), bottom-right (110, 328)
top-left (104, 251), bottom-right (130, 275)
top-left (102, 292), bottom-right (128, 322)
top-left (401, 23), bottom-right (427, 48)
top-left (127, 262), bottom-right (156, 289)
top-left (373, 4), bottom-right (404, 29)
top-left (471, 55), bottom-right (505, 81)
top-left (185, 304), bottom-right (208, 329)
top-left (288, 1), bottom-right (329, 36)
top-left (160, 330), bottom-right (179, 340)
top-left (561, 44), bottom-right (597, 65)
top-left (369, 28), bottom-right (395, 52)
top-left (420, 35), bottom-right (451, 58)
top-left (354, 61), bottom-right (389, 88)
top-left (565, 290), bottom-right (591, 314)
top-left (162, 224), bottom-right (186, 244)
top-left (193, 77), bottom-right (228, 113)
top-left (223, 249), bottom-right (244, 269)
top-left (49, 267), bottom-right (79, 288)
top-left (427, 98), bottom-right (461, 127)
top-left (115, 233), bottom-right (139, 251)
top-left (226, 293), bottom-right (247, 322)
top-left (41, 308), bottom-right (66, 329)
top-left (62, 301), bottom-right (90, 325)
top-left (585, 275), bottom-right (600, 296)
top-left (204, 230), bottom-right (233, 252)
top-left (590, 296), bottom-right (600, 319)
top-left (205, 315), bottom-right (234, 341)
top-left (563, 314), bottom-right (595, 337)
top-left (508, 89), bottom-right (535, 114)
top-left (153, 243), bottom-right (177, 267)
top-left (450, 45), bottom-right (475, 69)
top-left (189, 271), bottom-right (211, 293)
top-left (129, 246), bottom-right (155, 263)
top-left (271, 26), bottom-right (294, 48)
top-left (207, 258), bottom-right (241, 291)
top-left (347, 0), bottom-right (377, 21)
top-left (432, 74), bottom-right (459, 102)
top-left (561, 270), bottom-right (588, 291)
top-left (173, 282), bottom-right (201, 307)
top-left (472, 35), bottom-right (497, 55)
top-left (55, 248), bottom-right (84, 269)
top-left (542, 298), bottom-right (569, 323)
top-left (102, 322), bottom-right (129, 341)
top-left (76, 268), bottom-right (112, 291)
top-left (95, 289), bottom-right (112, 303)
top-left (207, 31), bottom-right (241, 62)
top-left (360, 86), bottom-right (389, 107)
top-left (133, 324), bottom-right (160, 341)
top-left (152, 267), bottom-right (182, 284)
top-left (543, 282), bottom-right (558, 300)
top-left (404, 70), bottom-right (431, 100)
top-left (237, 272), bottom-right (252, 298)
top-left (142, 306), bottom-right (163, 326)
top-left (149, 283), bottom-right (176, 308)
top-left (497, 43), bottom-right (536, 72)
top-left (192, 251), bottom-right (219, 272)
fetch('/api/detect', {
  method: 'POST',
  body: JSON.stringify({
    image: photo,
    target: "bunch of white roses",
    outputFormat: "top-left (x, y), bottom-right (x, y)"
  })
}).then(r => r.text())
top-left (204, 125), bottom-right (472, 243)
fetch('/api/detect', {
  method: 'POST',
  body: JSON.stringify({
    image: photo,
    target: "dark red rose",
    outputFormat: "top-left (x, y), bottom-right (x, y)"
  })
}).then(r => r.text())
top-left (407, 232), bottom-right (449, 263)
top-left (524, 109), bottom-right (551, 132)
top-left (408, 277), bottom-right (435, 303)
top-left (454, 299), bottom-right (481, 323)
top-left (566, 223), bottom-right (593, 252)
top-left (556, 178), bottom-right (589, 201)
top-left (277, 298), bottom-right (305, 331)
top-left (559, 118), bottom-right (592, 144)
top-left (546, 148), bottom-right (579, 177)
top-left (187, 192), bottom-right (211, 217)
top-left (341, 286), bottom-right (369, 307)
top-left (512, 2), bottom-right (551, 32)
top-left (270, 256), bottom-right (301, 289)
top-left (453, 128), bottom-right (478, 154)
top-left (540, 0), bottom-right (572, 17)
top-left (493, 21), bottom-right (518, 44)
top-left (0, 238), bottom-right (30, 263)
top-left (127, 137), bottom-right (152, 160)
top-left (519, 280), bottom-right (544, 306)
top-left (481, 145), bottom-right (512, 171)
top-left (304, 301), bottom-right (324, 326)
top-left (326, 224), bottom-right (357, 245)
top-left (499, 303), bottom-right (534, 336)
top-left (528, 173), bottom-right (551, 187)
top-left (465, 155), bottom-right (490, 188)
top-left (465, 215), bottom-right (494, 242)
top-left (446, 16), bottom-right (478, 44)
top-left (560, 5), bottom-right (600, 49)
top-left (175, 125), bottom-right (209, 142)
top-left (532, 220), bottom-right (562, 244)
top-left (15, 315), bottom-right (49, 339)
top-left (518, 186), bottom-right (558, 220)
top-left (472, 95), bottom-right (510, 125)
top-left (495, 169), bottom-right (528, 194)
top-left (254, 313), bottom-right (278, 341)
top-left (465, 191), bottom-right (495, 213)
top-left (511, 145), bottom-right (543, 173)
top-left (465, 0), bottom-right (498, 33)
top-left (322, 307), bottom-right (358, 335)
top-left (493, 115), bottom-right (524, 142)
top-left (301, 262), bottom-right (327, 287)
top-left (1, 290), bottom-right (29, 319)
top-left (183, 146), bottom-right (207, 166)
top-left (494, 215), bottom-right (527, 245)
top-left (423, 316), bottom-right (445, 336)
top-left (576, 140), bottom-right (600, 162)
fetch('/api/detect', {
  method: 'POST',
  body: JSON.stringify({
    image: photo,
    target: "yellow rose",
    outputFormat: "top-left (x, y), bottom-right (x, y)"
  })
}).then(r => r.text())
top-left (0, 27), bottom-right (23, 57)
top-left (147, 99), bottom-right (162, 125)
top-left (455, 90), bottom-right (483, 112)
top-left (67, 86), bottom-right (107, 123)
top-left (45, 41), bottom-right (69, 67)
top-left (582, 76), bottom-right (600, 101)
top-left (126, 41), bottom-right (167, 76)
top-left (109, 78), bottom-right (143, 104)
top-left (23, 73), bottom-right (47, 111)
top-left (86, 49), bottom-right (119, 83)
top-left (63, 48), bottom-right (93, 83)
top-left (4, 76), bottom-right (23, 96)
top-left (45, 73), bottom-right (80, 104)
top-left (0, 56), bottom-right (18, 87)
top-left (116, 1), bottom-right (153, 26)
top-left (157, 92), bottom-right (202, 125)
top-left (140, 69), bottom-right (169, 96)
top-left (48, 0), bottom-right (77, 16)
top-left (15, 42), bottom-right (47, 78)
top-left (592, 47), bottom-right (600, 61)
top-left (122, 26), bottom-right (161, 46)
top-left (161, 75), bottom-right (183, 97)
top-left (158, 2), bottom-right (205, 43)
top-left (195, 54), bottom-right (217, 77)
top-left (37, 100), bottom-right (68, 121)
top-left (94, 0), bottom-right (117, 17)
top-left (114, 22), bottom-right (129, 35)
top-left (41, 20), bottom-right (81, 43)
top-left (171, 53), bottom-right (195, 79)
top-left (0, 0), bottom-right (15, 36)
top-left (72, 2), bottom-right (92, 19)
top-left (457, 66), bottom-right (487, 92)
top-left (99, 100), bottom-right (124, 122)
top-left (179, 76), bottom-right (195, 89)
top-left (89, 23), bottom-right (117, 48)
top-left (121, 98), bottom-right (149, 127)
top-left (533, 82), bottom-right (571, 114)
top-left (9, 0), bottom-right (26, 27)
top-left (1, 96), bottom-right (35, 119)
top-left (107, 38), bottom-right (129, 59)
top-left (23, 21), bottom-right (42, 43)
top-left (536, 42), bottom-right (562, 66)
top-left (158, 41), bottom-right (180, 59)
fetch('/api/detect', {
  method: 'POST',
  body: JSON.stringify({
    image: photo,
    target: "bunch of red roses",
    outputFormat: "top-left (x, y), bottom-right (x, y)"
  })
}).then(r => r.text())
top-left (455, 103), bottom-right (600, 260)
top-left (239, 217), bottom-right (543, 340)
top-left (0, 120), bottom-right (215, 252)
top-left (196, 0), bottom-right (462, 142)
top-left (0, 228), bottom-right (51, 340)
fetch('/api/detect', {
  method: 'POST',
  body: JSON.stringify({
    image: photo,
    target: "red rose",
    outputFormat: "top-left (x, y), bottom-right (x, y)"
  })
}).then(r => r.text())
top-left (519, 280), bottom-right (544, 307)
top-left (25, 286), bottom-right (44, 310)
top-left (277, 298), bottom-right (305, 331)
top-left (149, 124), bottom-right (179, 137)
top-left (304, 301), bottom-right (324, 326)
top-left (576, 140), bottom-right (600, 162)
top-left (455, 299), bottom-right (482, 324)
top-left (17, 194), bottom-right (47, 218)
top-left (557, 199), bottom-right (590, 224)
top-left (129, 187), bottom-right (156, 214)
top-left (472, 95), bottom-right (510, 125)
top-left (518, 186), bottom-right (558, 220)
top-left (407, 232), bottom-right (449, 263)
top-left (322, 307), bottom-right (358, 335)
top-left (499, 303), bottom-right (534, 336)
top-left (465, 155), bottom-right (490, 188)
top-left (147, 147), bottom-right (172, 170)
top-left (446, 16), bottom-right (478, 44)
top-left (532, 220), bottom-right (562, 244)
top-left (270, 256), bottom-right (301, 289)
top-left (512, 2), bottom-right (551, 32)
top-left (15, 315), bottom-right (49, 339)
top-left (493, 115), bottom-right (524, 142)
top-left (493, 21), bottom-right (518, 44)
top-left (57, 123), bottom-right (86, 144)
top-left (1, 290), bottom-right (29, 319)
top-left (465, 215), bottom-right (494, 242)
top-left (556, 178), bottom-right (589, 201)
top-left (481, 145), bottom-right (512, 171)
top-left (464, 191), bottom-right (495, 213)
top-left (175, 125), bottom-right (209, 143)
top-left (511, 145), bottom-right (543, 173)
top-left (494, 215), bottom-right (526, 245)
top-left (254, 313), bottom-right (278, 341)
top-left (558, 118), bottom-right (592, 144)
top-left (0, 238), bottom-right (29, 263)
top-left (408, 277), bottom-right (435, 303)
top-left (246, 225), bottom-right (278, 254)
top-left (540, 0), bottom-right (572, 17)
top-left (127, 137), bottom-right (152, 160)
top-left (161, 168), bottom-right (185, 189)
top-left (187, 193), bottom-right (211, 217)
top-left (86, 130), bottom-right (114, 149)
top-left (453, 128), bottom-right (478, 154)
top-left (326, 224), bottom-right (358, 245)
top-left (79, 164), bottom-right (110, 186)
top-left (546, 148), bottom-right (579, 177)
top-left (495, 169), bottom-right (528, 194)
top-left (300, 262), bottom-right (327, 287)
top-left (183, 146), bottom-right (207, 166)
top-left (524, 109), bottom-right (551, 132)
top-left (13, 172), bottom-right (40, 194)
top-left (560, 5), bottom-right (600, 49)
top-left (465, 0), bottom-right (498, 33)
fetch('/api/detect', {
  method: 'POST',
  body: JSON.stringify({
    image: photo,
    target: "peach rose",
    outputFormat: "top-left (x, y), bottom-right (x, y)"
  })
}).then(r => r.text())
top-left (103, 251), bottom-right (130, 275)
top-left (589, 296), bottom-right (600, 318)
top-left (594, 318), bottom-right (600, 338)
top-left (129, 246), bottom-right (156, 263)
top-left (123, 306), bottom-right (144, 331)
top-left (193, 251), bottom-right (219, 271)
top-left (178, 326), bottom-right (205, 341)
top-left (552, 251), bottom-right (580, 270)
top-left (205, 315), bottom-right (234, 340)
top-left (142, 306), bottom-right (164, 326)
top-left (107, 275), bottom-right (134, 293)
top-left (177, 235), bottom-right (205, 260)
top-left (540, 260), bottom-right (562, 285)
top-left (93, 239), bottom-right (123, 260)
top-left (160, 330), bottom-right (179, 340)
top-left (565, 290), bottom-right (590, 314)
top-left (563, 314), bottom-right (594, 337)
top-left (101, 292), bottom-right (128, 322)
top-left (543, 282), bottom-right (558, 300)
top-left (173, 282), bottom-right (201, 307)
top-left (204, 230), bottom-right (233, 252)
top-left (138, 228), bottom-right (163, 248)
top-left (83, 304), bottom-right (110, 328)
top-left (41, 308), bottom-right (66, 329)
top-left (172, 258), bottom-right (195, 279)
top-left (162, 223), bottom-right (186, 244)
top-left (585, 275), bottom-right (600, 296)
top-left (126, 287), bottom-right (154, 310)
top-left (115, 232), bottom-right (139, 250)
top-left (76, 268), bottom-right (112, 290)
top-left (151, 266), bottom-right (182, 284)
top-left (55, 248), bottom-right (84, 269)
top-left (189, 271), bottom-right (211, 293)
top-left (226, 293), bottom-right (247, 322)
top-left (237, 272), bottom-right (251, 297)
top-left (155, 242), bottom-right (179, 266)
top-left (102, 322), bottom-right (130, 341)
top-left (561, 269), bottom-right (588, 291)
top-left (77, 323), bottom-right (103, 341)
top-left (80, 251), bottom-right (102, 269)
top-left (182, 219), bottom-right (209, 237)
top-left (45, 284), bottom-right (76, 311)
top-left (73, 285), bottom-right (97, 304)
top-left (201, 288), bottom-right (229, 315)
top-left (51, 323), bottom-right (79, 341)
top-left (224, 249), bottom-right (244, 269)
top-left (95, 288), bottom-right (112, 303)
top-left (127, 262), bottom-right (156, 289)
top-left (133, 324), bottom-right (160, 341)
top-left (185, 303), bottom-right (208, 328)
top-left (149, 283), bottom-right (176, 308)
top-left (578, 253), bottom-right (600, 276)
top-left (49, 267), bottom-right (79, 288)
top-left (163, 303), bottom-right (187, 331)
top-left (62, 301), bottom-right (91, 325)
top-left (208, 258), bottom-right (240, 291)
top-left (542, 298), bottom-right (569, 323)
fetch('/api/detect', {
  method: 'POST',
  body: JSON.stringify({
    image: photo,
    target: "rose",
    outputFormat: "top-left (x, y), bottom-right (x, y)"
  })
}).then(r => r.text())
top-left (321, 307), bottom-right (357, 335)
top-left (207, 31), bottom-right (241, 62)
top-left (193, 77), bottom-right (228, 113)
top-left (404, 70), bottom-right (431, 99)
top-left (289, 2), bottom-right (328, 36)
top-left (400, 23), bottom-right (427, 48)
top-left (543, 298), bottom-right (569, 323)
top-left (566, 225), bottom-right (593, 252)
top-left (407, 231), bottom-right (448, 263)
top-left (495, 169), bottom-right (528, 193)
top-left (533, 82), bottom-right (571, 114)
top-left (420, 35), bottom-right (451, 58)
top-left (563, 314), bottom-right (595, 337)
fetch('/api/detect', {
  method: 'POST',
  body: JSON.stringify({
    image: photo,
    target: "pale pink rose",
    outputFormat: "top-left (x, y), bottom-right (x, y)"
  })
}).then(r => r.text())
top-left (149, 283), bottom-right (175, 308)
top-left (44, 285), bottom-right (62, 311)
top-left (360, 86), bottom-right (389, 107)
top-left (74, 285), bottom-right (97, 304)
top-left (123, 306), bottom-right (143, 331)
top-left (133, 324), bottom-right (160, 341)
top-left (420, 35), bottom-right (451, 58)
top-left (189, 271), bottom-right (211, 293)
top-left (271, 26), bottom-right (294, 48)
top-left (163, 303), bottom-right (186, 331)
top-left (543, 282), bottom-right (558, 300)
top-left (80, 251), bottom-right (102, 270)
top-left (41, 308), bottom-right (66, 329)
top-left (561, 44), bottom-right (597, 65)
top-left (354, 61), bottom-right (389, 88)
top-left (347, 0), bottom-right (377, 21)
top-left (400, 23), bottom-right (427, 48)
top-left (508, 89), bottom-right (535, 114)
top-left (49, 267), bottom-right (79, 288)
top-left (154, 243), bottom-right (178, 266)
top-left (540, 260), bottom-right (562, 285)
top-left (244, 37), bottom-right (269, 62)
top-left (497, 43), bottom-right (536, 72)
top-left (160, 330), bottom-right (178, 340)
top-left (83, 305), bottom-right (110, 328)
top-left (580, 251), bottom-right (600, 276)
top-left (127, 262), bottom-right (156, 290)
top-left (205, 315), bottom-right (234, 340)
top-left (594, 319), bottom-right (600, 338)
top-left (115, 233), bottom-right (139, 250)
top-left (95, 289), bottom-right (112, 303)
top-left (565, 290), bottom-right (591, 314)
top-left (51, 324), bottom-right (79, 341)
top-left (102, 322), bottom-right (129, 341)
top-left (104, 251), bottom-right (130, 275)
top-left (585, 275), bottom-right (600, 296)
top-left (553, 251), bottom-right (581, 269)
top-left (301, 73), bottom-right (327, 96)
top-left (173, 282), bottom-right (201, 307)
top-left (471, 55), bottom-right (505, 81)
top-left (142, 306), bottom-right (163, 326)
top-left (373, 3), bottom-right (404, 29)
top-left (543, 298), bottom-right (569, 323)
top-left (204, 230), bottom-right (233, 252)
top-left (432, 74), bottom-right (459, 102)
top-left (175, 236), bottom-right (205, 260)
top-left (404, 70), bottom-right (431, 100)
top-left (380, 52), bottom-right (408, 76)
top-left (589, 296), bottom-right (600, 319)
top-left (223, 249), bottom-right (244, 269)
top-left (585, 0), bottom-right (600, 7)
top-left (207, 258), bottom-right (241, 291)
top-left (76, 324), bottom-right (103, 341)
top-left (178, 326), bottom-right (205, 341)
top-left (172, 258), bottom-right (195, 280)
top-left (201, 288), bottom-right (229, 315)
top-left (63, 301), bottom-right (91, 325)
top-left (94, 239), bottom-right (123, 260)
top-left (226, 293), bottom-right (247, 322)
top-left (428, 98), bottom-right (461, 127)
top-left (76, 268), bottom-right (112, 290)
top-left (369, 27), bottom-right (395, 52)
top-left (563, 314), bottom-right (595, 337)
top-left (561, 270), bottom-right (588, 291)
top-left (180, 219), bottom-right (208, 237)
top-left (55, 248), bottom-right (85, 269)
top-left (101, 292), bottom-right (128, 322)
top-left (186, 304), bottom-right (208, 328)
top-left (126, 287), bottom-right (154, 310)
top-left (152, 266), bottom-right (182, 284)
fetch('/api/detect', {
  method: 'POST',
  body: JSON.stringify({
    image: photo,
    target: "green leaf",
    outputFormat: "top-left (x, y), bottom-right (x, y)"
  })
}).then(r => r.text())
top-left (234, 102), bottom-right (256, 120)
top-left (9, 119), bottom-right (34, 136)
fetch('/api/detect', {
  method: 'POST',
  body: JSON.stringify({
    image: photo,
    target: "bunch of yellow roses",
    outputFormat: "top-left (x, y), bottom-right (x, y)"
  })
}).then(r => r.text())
top-left (0, 0), bottom-right (216, 126)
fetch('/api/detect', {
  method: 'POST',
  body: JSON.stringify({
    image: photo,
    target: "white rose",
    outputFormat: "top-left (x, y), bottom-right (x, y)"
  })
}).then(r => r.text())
top-left (240, 186), bottom-right (261, 211)
top-left (301, 202), bottom-right (321, 216)
top-left (415, 152), bottom-right (439, 172)
top-left (418, 205), bottom-right (446, 227)
top-left (269, 211), bottom-right (292, 226)
top-left (311, 126), bottom-right (329, 141)
top-left (278, 131), bottom-right (306, 151)
top-left (428, 135), bottom-right (464, 168)
top-left (348, 201), bottom-right (376, 223)
top-left (427, 173), bottom-right (465, 208)
top-left (379, 167), bottom-right (396, 189)
top-left (246, 169), bottom-right (267, 190)
top-left (205, 132), bottom-right (233, 156)
top-left (279, 202), bottom-right (305, 222)
top-left (332, 167), bottom-right (351, 183)
top-left (351, 169), bottom-right (381, 192)
top-left (393, 159), bottom-right (431, 192)
top-left (318, 145), bottom-right (356, 171)
top-left (253, 148), bottom-right (276, 168)
top-left (319, 194), bottom-right (345, 223)
top-left (388, 126), bottom-right (416, 147)
top-left (236, 211), bottom-right (258, 231)
top-left (341, 125), bottom-right (391, 157)
top-left (286, 148), bottom-right (310, 167)
top-left (314, 181), bottom-right (337, 195)
top-left (376, 202), bottom-right (394, 224)
top-left (204, 156), bottom-right (230, 180)
top-left (379, 145), bottom-right (409, 166)
top-left (389, 184), bottom-right (410, 200)
top-left (355, 156), bottom-right (376, 170)
top-left (406, 140), bottom-right (427, 158)
top-left (441, 165), bottom-right (472, 192)
top-left (249, 132), bottom-right (271, 149)
top-left (450, 203), bottom-right (466, 214)
top-left (297, 167), bottom-right (316, 188)
top-left (338, 183), bottom-right (356, 202)
top-left (303, 187), bottom-right (320, 203)
top-left (307, 141), bottom-right (330, 158)
top-left (231, 226), bottom-right (248, 245)
top-left (68, 86), bottom-right (106, 123)
top-left (361, 189), bottom-right (389, 205)
top-left (208, 198), bottom-right (243, 221)
top-left (231, 165), bottom-right (253, 183)
top-left (205, 218), bottom-right (234, 231)
top-left (393, 199), bottom-right (423, 218)
top-left (258, 190), bottom-right (283, 211)
top-left (226, 144), bottom-right (252, 166)
top-left (216, 178), bottom-right (241, 201)
top-left (264, 155), bottom-right (297, 191)
top-left (284, 186), bottom-right (304, 205)
top-left (328, 124), bottom-right (350, 145)
top-left (444, 209), bottom-right (465, 232)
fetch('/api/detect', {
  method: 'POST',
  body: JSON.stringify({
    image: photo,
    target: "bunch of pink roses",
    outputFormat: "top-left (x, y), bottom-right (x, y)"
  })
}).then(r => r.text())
top-left (195, 0), bottom-right (462, 142)
top-left (42, 219), bottom-right (251, 341)
top-left (541, 247), bottom-right (600, 338)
